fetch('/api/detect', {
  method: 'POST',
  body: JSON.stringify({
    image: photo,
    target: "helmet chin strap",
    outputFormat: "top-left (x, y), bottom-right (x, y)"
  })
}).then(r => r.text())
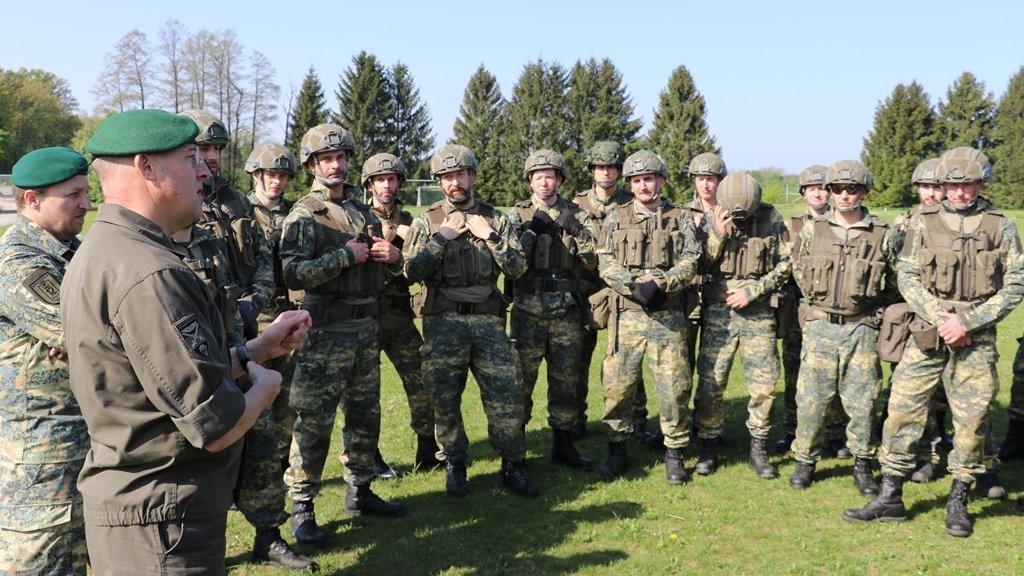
top-left (837, 200), bottom-right (861, 214)
top-left (597, 180), bottom-right (616, 190)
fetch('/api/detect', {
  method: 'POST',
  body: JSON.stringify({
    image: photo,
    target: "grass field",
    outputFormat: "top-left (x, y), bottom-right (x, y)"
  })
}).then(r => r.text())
top-left (7, 202), bottom-right (1022, 575)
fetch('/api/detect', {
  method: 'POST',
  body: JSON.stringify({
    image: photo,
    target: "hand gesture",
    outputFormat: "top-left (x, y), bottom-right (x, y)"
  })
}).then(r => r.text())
top-left (345, 237), bottom-right (370, 264)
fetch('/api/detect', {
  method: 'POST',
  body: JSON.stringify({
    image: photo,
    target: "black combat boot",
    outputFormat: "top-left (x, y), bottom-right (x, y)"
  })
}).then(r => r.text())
top-left (415, 434), bottom-right (443, 470)
top-left (252, 527), bottom-right (316, 570)
top-left (998, 417), bottom-right (1024, 460)
top-left (570, 416), bottom-right (587, 440)
top-left (445, 462), bottom-right (470, 497)
top-left (501, 459), bottom-right (540, 497)
top-left (694, 439), bottom-right (718, 475)
top-left (345, 483), bottom-right (405, 517)
top-left (599, 441), bottom-right (628, 481)
top-left (748, 438), bottom-right (777, 479)
top-left (290, 500), bottom-right (326, 545)
top-left (945, 479), bottom-right (973, 537)
top-left (374, 449), bottom-right (397, 480)
top-left (853, 458), bottom-right (879, 495)
top-left (665, 447), bottom-right (689, 485)
top-left (910, 460), bottom-right (938, 483)
top-left (828, 437), bottom-right (851, 459)
top-left (935, 409), bottom-right (954, 451)
top-left (975, 471), bottom-right (1006, 500)
top-left (775, 432), bottom-right (796, 454)
top-left (789, 462), bottom-right (815, 489)
top-left (842, 474), bottom-right (907, 522)
top-left (551, 428), bottom-right (594, 470)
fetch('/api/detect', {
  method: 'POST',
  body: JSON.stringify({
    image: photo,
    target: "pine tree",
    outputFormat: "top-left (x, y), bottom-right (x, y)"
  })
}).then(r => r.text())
top-left (861, 82), bottom-right (941, 207)
top-left (286, 66), bottom-right (328, 188)
top-left (564, 58), bottom-right (643, 194)
top-left (645, 65), bottom-right (719, 203)
top-left (503, 59), bottom-right (570, 204)
top-left (388, 62), bottom-right (435, 181)
top-left (452, 64), bottom-right (509, 205)
top-left (936, 71), bottom-right (996, 151)
top-left (988, 66), bottom-right (1024, 208)
top-left (335, 50), bottom-right (394, 181)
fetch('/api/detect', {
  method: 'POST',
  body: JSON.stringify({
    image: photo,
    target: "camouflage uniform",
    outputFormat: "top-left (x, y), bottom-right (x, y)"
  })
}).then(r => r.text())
top-left (0, 216), bottom-right (87, 575)
top-left (879, 197), bottom-right (1024, 483)
top-left (403, 199), bottom-right (528, 465)
top-left (696, 204), bottom-right (791, 441)
top-left (507, 195), bottom-right (597, 430)
top-left (682, 197), bottom-right (713, 378)
top-left (280, 182), bottom-right (400, 495)
top-left (790, 210), bottom-right (898, 465)
top-left (372, 198), bottom-right (435, 441)
top-left (596, 201), bottom-right (702, 448)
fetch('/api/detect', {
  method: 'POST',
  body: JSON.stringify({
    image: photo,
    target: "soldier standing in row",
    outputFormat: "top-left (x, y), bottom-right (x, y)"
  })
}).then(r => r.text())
top-left (0, 148), bottom-right (91, 575)
top-left (281, 124), bottom-right (405, 547)
top-left (694, 172), bottom-right (791, 480)
top-left (403, 144), bottom-right (538, 498)
top-left (363, 153), bottom-right (443, 470)
top-left (508, 149), bottom-right (596, 471)
top-left (845, 147), bottom-right (1024, 537)
top-left (595, 150), bottom-right (701, 484)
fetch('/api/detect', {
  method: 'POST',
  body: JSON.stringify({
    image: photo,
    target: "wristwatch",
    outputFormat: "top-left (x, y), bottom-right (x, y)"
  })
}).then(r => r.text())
top-left (487, 231), bottom-right (500, 243)
top-left (236, 343), bottom-right (251, 372)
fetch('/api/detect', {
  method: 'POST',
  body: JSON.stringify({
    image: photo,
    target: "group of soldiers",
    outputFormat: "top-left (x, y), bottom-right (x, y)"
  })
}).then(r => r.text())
top-left (1, 105), bottom-right (1023, 575)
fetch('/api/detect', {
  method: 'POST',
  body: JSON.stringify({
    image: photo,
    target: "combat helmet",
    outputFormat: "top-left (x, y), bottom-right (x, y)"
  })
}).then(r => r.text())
top-left (299, 123), bottom-right (355, 164)
top-left (584, 141), bottom-right (625, 169)
top-left (430, 144), bottom-right (478, 178)
top-left (688, 152), bottom-right (727, 178)
top-left (936, 147), bottom-right (992, 183)
top-left (245, 143), bottom-right (297, 176)
top-left (825, 160), bottom-right (873, 189)
top-left (522, 149), bottom-right (566, 181)
top-left (717, 172), bottom-right (762, 220)
top-left (622, 150), bottom-right (669, 179)
top-left (178, 109), bottom-right (230, 147)
top-left (911, 158), bottom-right (941, 186)
top-left (798, 165), bottom-right (828, 192)
top-left (361, 153), bottom-right (407, 188)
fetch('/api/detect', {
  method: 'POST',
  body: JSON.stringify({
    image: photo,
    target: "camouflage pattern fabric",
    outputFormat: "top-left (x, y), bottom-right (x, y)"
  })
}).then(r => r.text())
top-left (0, 216), bottom-right (87, 575)
top-left (380, 322), bottom-right (434, 437)
top-left (1005, 335), bottom-right (1024, 420)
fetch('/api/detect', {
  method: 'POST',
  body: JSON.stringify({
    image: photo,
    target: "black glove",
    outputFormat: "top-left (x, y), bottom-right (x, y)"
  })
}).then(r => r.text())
top-left (528, 210), bottom-right (554, 235)
top-left (631, 280), bottom-right (666, 308)
top-left (556, 211), bottom-right (583, 236)
top-left (238, 299), bottom-right (259, 339)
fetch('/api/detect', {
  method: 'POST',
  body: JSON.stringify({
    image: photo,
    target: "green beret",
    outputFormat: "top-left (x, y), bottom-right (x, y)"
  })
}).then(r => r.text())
top-left (85, 109), bottom-right (200, 157)
top-left (11, 147), bottom-right (89, 188)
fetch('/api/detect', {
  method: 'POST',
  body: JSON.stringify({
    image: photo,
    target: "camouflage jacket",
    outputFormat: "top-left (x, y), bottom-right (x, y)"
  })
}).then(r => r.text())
top-left (0, 216), bottom-right (87, 464)
top-left (247, 192), bottom-right (293, 303)
top-left (703, 203), bottom-right (792, 304)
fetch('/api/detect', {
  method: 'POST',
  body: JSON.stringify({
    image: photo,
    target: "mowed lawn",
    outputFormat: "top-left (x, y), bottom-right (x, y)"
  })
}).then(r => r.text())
top-left (8, 202), bottom-right (1023, 574)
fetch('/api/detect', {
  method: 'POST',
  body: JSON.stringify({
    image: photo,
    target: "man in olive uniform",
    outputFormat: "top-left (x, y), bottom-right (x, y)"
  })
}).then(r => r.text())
top-left (572, 141), bottom-right (658, 447)
top-left (695, 172), bottom-right (792, 479)
top-left (0, 148), bottom-right (90, 575)
top-left (280, 124), bottom-right (406, 546)
top-left (788, 160), bottom-right (899, 496)
top-left (507, 149), bottom-right (596, 471)
top-left (776, 166), bottom-right (849, 458)
top-left (596, 150), bottom-right (702, 485)
top-left (362, 152), bottom-right (442, 470)
top-left (403, 144), bottom-right (538, 498)
top-left (844, 147), bottom-right (1024, 538)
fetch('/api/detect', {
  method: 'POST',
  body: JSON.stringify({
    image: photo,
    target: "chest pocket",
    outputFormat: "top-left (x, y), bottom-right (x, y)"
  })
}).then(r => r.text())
top-left (231, 218), bottom-right (262, 272)
top-left (651, 229), bottom-right (680, 268)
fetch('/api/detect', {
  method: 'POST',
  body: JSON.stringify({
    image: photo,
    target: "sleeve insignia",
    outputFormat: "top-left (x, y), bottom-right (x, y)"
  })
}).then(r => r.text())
top-left (23, 268), bottom-right (61, 305)
top-left (174, 314), bottom-right (210, 358)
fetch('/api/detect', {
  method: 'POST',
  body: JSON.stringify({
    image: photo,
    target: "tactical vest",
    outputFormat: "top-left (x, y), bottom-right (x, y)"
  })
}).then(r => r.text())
top-left (512, 201), bottom-right (585, 292)
top-left (251, 198), bottom-right (294, 300)
top-left (801, 215), bottom-right (889, 314)
top-left (179, 230), bottom-right (241, 343)
top-left (574, 188), bottom-right (632, 222)
top-left (294, 195), bottom-right (386, 299)
top-left (917, 205), bottom-right (1005, 302)
top-left (374, 202), bottom-right (414, 298)
top-left (712, 204), bottom-right (778, 281)
top-left (198, 179), bottom-right (263, 287)
top-left (789, 215), bottom-right (808, 253)
top-left (606, 202), bottom-right (686, 273)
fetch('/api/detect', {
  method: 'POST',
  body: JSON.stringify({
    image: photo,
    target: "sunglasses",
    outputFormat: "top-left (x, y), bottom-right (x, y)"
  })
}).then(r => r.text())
top-left (830, 184), bottom-right (866, 195)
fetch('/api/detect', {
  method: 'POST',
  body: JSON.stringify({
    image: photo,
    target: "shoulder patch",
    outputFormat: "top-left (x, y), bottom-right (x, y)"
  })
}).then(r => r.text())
top-left (23, 268), bottom-right (61, 305)
top-left (174, 314), bottom-right (210, 359)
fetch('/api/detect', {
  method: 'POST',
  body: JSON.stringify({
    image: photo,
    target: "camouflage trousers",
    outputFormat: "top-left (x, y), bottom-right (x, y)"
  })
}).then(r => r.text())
top-left (879, 329), bottom-right (1000, 483)
top-left (285, 327), bottom-right (381, 497)
top-left (695, 303), bottom-right (779, 440)
top-left (421, 312), bottom-right (526, 464)
top-left (380, 320), bottom-right (435, 437)
top-left (781, 322), bottom-right (849, 440)
top-left (1005, 335), bottom-right (1024, 420)
top-left (0, 460), bottom-right (87, 575)
top-left (791, 319), bottom-right (881, 464)
top-left (511, 305), bottom-right (583, 431)
top-left (602, 308), bottom-right (692, 449)
top-left (579, 328), bottom-right (649, 423)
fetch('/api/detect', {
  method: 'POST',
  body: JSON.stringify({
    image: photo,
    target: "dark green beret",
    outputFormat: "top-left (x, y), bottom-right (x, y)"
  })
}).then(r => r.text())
top-left (11, 147), bottom-right (89, 188)
top-left (85, 109), bottom-right (200, 157)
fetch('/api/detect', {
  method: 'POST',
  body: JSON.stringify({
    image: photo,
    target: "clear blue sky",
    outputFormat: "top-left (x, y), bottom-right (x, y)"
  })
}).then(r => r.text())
top-left (5, 0), bottom-right (1023, 174)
